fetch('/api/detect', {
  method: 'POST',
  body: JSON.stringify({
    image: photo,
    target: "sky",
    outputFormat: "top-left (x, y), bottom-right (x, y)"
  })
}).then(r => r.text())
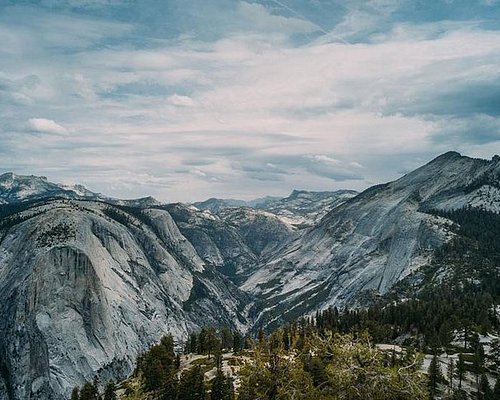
top-left (1, 0), bottom-right (500, 202)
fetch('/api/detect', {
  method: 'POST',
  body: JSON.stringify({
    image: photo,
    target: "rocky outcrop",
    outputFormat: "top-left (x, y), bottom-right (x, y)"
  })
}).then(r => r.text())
top-left (0, 200), bottom-right (250, 399)
top-left (242, 152), bottom-right (500, 330)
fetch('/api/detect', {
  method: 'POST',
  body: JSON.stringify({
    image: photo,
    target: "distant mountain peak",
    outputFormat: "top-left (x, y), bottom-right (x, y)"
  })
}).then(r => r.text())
top-left (0, 172), bottom-right (161, 207)
top-left (438, 150), bottom-right (462, 159)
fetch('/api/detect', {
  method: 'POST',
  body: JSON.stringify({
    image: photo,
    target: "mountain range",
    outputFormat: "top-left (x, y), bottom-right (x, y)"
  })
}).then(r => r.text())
top-left (0, 151), bottom-right (499, 399)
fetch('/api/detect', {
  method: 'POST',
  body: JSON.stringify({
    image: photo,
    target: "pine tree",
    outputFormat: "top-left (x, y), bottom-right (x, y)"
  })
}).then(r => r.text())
top-left (221, 327), bottom-right (233, 351)
top-left (178, 365), bottom-right (205, 400)
top-left (79, 381), bottom-right (98, 400)
top-left (198, 328), bottom-right (207, 354)
top-left (70, 386), bottom-right (80, 400)
top-left (232, 331), bottom-right (242, 353)
top-left (494, 374), bottom-right (500, 399)
top-left (473, 350), bottom-right (482, 390)
top-left (140, 334), bottom-right (177, 392)
top-left (456, 353), bottom-right (465, 390)
top-left (206, 327), bottom-right (218, 359)
top-left (479, 374), bottom-right (493, 400)
top-left (428, 355), bottom-right (442, 398)
top-left (103, 380), bottom-right (117, 400)
top-left (447, 358), bottom-right (454, 395)
top-left (257, 327), bottom-right (265, 348)
top-left (189, 333), bottom-right (198, 354)
top-left (159, 372), bottom-right (179, 400)
top-left (210, 369), bottom-right (233, 400)
top-left (214, 347), bottom-right (223, 371)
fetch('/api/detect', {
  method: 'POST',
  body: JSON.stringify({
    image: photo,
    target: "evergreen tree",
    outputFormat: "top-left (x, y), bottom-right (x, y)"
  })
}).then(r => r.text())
top-left (103, 380), bottom-right (116, 400)
top-left (159, 372), bottom-right (179, 400)
top-left (189, 333), bottom-right (198, 354)
top-left (178, 365), bottom-right (205, 400)
top-left (221, 327), bottom-right (233, 351)
top-left (79, 382), bottom-right (98, 400)
top-left (456, 353), bottom-right (466, 390)
top-left (140, 334), bottom-right (177, 392)
top-left (70, 386), bottom-right (80, 400)
top-left (479, 374), bottom-right (493, 400)
top-left (489, 338), bottom-right (500, 368)
top-left (428, 355), bottom-right (442, 398)
top-left (447, 358), bottom-right (454, 396)
top-left (210, 369), bottom-right (233, 400)
top-left (473, 350), bottom-right (482, 390)
top-left (232, 331), bottom-right (242, 353)
top-left (238, 330), bottom-right (427, 400)
top-left (451, 388), bottom-right (468, 400)
top-left (257, 327), bottom-right (265, 348)
top-left (493, 374), bottom-right (500, 399)
top-left (214, 347), bottom-right (223, 371)
top-left (206, 327), bottom-right (219, 359)
top-left (198, 328), bottom-right (208, 354)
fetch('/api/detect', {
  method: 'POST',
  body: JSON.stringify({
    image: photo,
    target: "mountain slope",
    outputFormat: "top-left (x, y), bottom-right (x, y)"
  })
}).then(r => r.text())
top-left (0, 173), bottom-right (100, 204)
top-left (1, 152), bottom-right (499, 398)
top-left (0, 199), bottom-right (251, 400)
top-left (255, 189), bottom-right (358, 228)
top-left (0, 172), bottom-right (160, 208)
top-left (163, 203), bottom-right (296, 284)
top-left (242, 152), bottom-right (500, 330)
top-left (194, 190), bottom-right (358, 229)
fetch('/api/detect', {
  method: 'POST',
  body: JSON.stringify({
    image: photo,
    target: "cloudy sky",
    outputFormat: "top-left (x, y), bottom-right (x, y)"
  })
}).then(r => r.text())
top-left (1, 0), bottom-right (500, 201)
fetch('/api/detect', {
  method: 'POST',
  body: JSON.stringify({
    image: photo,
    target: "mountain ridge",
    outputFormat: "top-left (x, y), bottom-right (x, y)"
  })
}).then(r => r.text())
top-left (0, 172), bottom-right (161, 208)
top-left (1, 152), bottom-right (499, 399)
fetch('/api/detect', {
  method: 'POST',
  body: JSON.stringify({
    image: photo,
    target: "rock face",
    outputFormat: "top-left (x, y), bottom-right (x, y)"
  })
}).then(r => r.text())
top-left (254, 189), bottom-right (358, 228)
top-left (194, 190), bottom-right (358, 229)
top-left (163, 203), bottom-right (295, 284)
top-left (0, 172), bottom-right (160, 207)
top-left (0, 173), bottom-right (99, 203)
top-left (1, 152), bottom-right (499, 399)
top-left (0, 200), bottom-right (249, 399)
top-left (241, 152), bottom-right (500, 330)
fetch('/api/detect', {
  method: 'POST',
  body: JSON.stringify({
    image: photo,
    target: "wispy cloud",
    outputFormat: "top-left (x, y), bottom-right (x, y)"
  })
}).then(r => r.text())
top-left (0, 0), bottom-right (499, 201)
top-left (28, 118), bottom-right (68, 135)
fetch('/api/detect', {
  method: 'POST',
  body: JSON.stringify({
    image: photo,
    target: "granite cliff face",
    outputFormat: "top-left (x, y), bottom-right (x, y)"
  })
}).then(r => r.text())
top-left (193, 189), bottom-right (358, 229)
top-left (241, 152), bottom-right (500, 329)
top-left (0, 200), bottom-right (249, 399)
top-left (0, 152), bottom-right (499, 399)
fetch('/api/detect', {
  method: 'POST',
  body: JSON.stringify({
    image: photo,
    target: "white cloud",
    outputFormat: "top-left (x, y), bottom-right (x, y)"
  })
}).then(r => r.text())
top-left (168, 94), bottom-right (196, 107)
top-left (28, 118), bottom-right (68, 135)
top-left (1, 2), bottom-right (499, 201)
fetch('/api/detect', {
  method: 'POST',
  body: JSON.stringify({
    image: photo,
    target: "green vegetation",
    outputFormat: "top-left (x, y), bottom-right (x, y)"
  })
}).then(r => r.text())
top-left (314, 208), bottom-right (500, 351)
top-left (89, 325), bottom-right (427, 400)
top-left (238, 328), bottom-right (427, 400)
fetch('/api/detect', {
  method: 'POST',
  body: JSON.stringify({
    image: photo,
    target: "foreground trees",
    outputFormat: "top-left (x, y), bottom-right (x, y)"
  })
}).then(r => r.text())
top-left (238, 329), bottom-right (428, 400)
top-left (98, 327), bottom-right (427, 400)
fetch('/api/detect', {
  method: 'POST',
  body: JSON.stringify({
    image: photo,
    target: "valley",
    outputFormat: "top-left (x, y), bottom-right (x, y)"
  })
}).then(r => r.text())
top-left (0, 152), bottom-right (499, 399)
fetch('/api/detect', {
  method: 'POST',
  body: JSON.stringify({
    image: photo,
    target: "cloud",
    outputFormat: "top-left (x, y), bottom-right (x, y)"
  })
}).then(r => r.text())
top-left (306, 156), bottom-right (363, 181)
top-left (237, 1), bottom-right (320, 35)
top-left (0, 1), bottom-right (499, 201)
top-left (431, 114), bottom-right (500, 146)
top-left (28, 118), bottom-right (68, 135)
top-left (168, 94), bottom-right (196, 107)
